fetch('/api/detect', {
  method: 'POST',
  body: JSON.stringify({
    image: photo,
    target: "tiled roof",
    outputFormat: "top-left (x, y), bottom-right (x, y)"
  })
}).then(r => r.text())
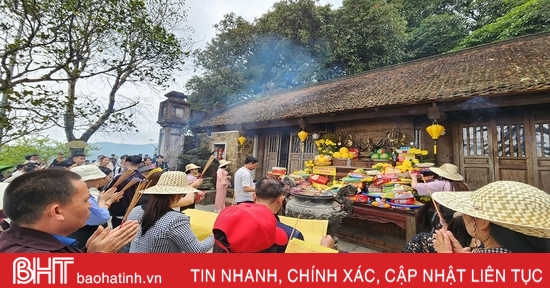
top-left (197, 32), bottom-right (550, 128)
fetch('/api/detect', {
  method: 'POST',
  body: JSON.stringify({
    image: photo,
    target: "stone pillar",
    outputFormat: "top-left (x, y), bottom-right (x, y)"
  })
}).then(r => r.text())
top-left (157, 91), bottom-right (191, 170)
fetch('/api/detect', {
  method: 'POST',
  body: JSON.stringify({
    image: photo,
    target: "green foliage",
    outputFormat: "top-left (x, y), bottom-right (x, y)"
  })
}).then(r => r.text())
top-left (454, 0), bottom-right (550, 50)
top-left (332, 0), bottom-right (408, 74)
top-left (185, 13), bottom-right (257, 110)
top-left (397, 0), bottom-right (523, 59)
top-left (186, 0), bottom-right (339, 110)
top-left (409, 13), bottom-right (469, 58)
top-left (187, 0), bottom-right (408, 110)
top-left (0, 0), bottom-right (189, 145)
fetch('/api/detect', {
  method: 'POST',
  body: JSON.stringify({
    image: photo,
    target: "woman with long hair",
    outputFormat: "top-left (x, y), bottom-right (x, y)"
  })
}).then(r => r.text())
top-left (403, 206), bottom-right (472, 253)
top-left (433, 181), bottom-right (550, 253)
top-left (128, 171), bottom-right (213, 253)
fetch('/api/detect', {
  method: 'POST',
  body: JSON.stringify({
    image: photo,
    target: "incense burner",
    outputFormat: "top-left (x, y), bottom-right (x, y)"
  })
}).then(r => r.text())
top-left (285, 185), bottom-right (355, 235)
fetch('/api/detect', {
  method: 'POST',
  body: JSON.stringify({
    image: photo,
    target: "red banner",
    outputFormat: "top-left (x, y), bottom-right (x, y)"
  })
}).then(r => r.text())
top-left (0, 254), bottom-right (547, 287)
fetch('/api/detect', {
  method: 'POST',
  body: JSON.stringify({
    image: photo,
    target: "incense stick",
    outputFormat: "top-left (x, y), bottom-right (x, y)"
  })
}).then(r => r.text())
top-left (119, 178), bottom-right (141, 194)
top-left (420, 174), bottom-right (446, 228)
top-left (122, 179), bottom-right (152, 223)
top-left (289, 214), bottom-right (301, 240)
top-left (110, 169), bottom-right (135, 189)
top-left (199, 153), bottom-right (216, 179)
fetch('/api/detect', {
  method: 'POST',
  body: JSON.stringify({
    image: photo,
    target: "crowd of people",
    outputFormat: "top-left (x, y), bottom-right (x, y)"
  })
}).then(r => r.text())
top-left (0, 154), bottom-right (549, 253)
top-left (1, 152), bottom-right (170, 184)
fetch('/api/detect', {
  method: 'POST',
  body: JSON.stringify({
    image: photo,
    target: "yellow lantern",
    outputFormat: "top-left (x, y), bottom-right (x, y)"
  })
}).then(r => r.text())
top-left (298, 130), bottom-right (308, 142)
top-left (238, 136), bottom-right (246, 145)
top-left (426, 123), bottom-right (445, 156)
top-left (297, 130), bottom-right (308, 153)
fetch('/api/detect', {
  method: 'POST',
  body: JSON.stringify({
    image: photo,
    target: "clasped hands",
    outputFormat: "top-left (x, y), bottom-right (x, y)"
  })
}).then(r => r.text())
top-left (433, 228), bottom-right (471, 253)
top-left (85, 221), bottom-right (139, 253)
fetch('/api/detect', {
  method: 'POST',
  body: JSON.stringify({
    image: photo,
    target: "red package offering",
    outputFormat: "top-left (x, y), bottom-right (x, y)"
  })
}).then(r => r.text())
top-left (348, 148), bottom-right (360, 160)
top-left (391, 198), bottom-right (415, 205)
top-left (372, 174), bottom-right (399, 186)
top-left (309, 174), bottom-right (329, 185)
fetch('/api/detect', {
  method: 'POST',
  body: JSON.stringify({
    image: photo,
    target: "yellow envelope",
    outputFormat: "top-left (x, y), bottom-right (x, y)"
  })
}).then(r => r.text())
top-left (182, 209), bottom-right (218, 240)
top-left (183, 209), bottom-right (329, 245)
top-left (284, 238), bottom-right (338, 253)
top-left (278, 215), bottom-right (328, 244)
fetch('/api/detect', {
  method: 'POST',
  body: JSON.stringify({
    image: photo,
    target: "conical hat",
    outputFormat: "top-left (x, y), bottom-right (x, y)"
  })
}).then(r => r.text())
top-left (141, 171), bottom-right (198, 195)
top-left (432, 181), bottom-right (550, 238)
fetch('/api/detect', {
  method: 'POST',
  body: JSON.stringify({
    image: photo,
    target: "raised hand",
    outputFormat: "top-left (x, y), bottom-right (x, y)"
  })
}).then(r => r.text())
top-left (102, 187), bottom-right (123, 205)
top-left (433, 229), bottom-right (464, 253)
top-left (320, 235), bottom-right (335, 248)
top-left (86, 221), bottom-right (139, 253)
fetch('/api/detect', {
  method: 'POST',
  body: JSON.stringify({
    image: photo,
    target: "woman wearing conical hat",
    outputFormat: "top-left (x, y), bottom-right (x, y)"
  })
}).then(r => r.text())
top-left (433, 181), bottom-right (550, 253)
top-left (127, 171), bottom-right (214, 253)
top-left (409, 163), bottom-right (470, 195)
top-left (214, 159), bottom-right (232, 213)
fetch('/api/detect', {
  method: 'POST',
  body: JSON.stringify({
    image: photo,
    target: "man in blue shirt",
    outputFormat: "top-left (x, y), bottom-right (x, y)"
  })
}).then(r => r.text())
top-left (0, 169), bottom-right (138, 253)
top-left (69, 165), bottom-right (123, 248)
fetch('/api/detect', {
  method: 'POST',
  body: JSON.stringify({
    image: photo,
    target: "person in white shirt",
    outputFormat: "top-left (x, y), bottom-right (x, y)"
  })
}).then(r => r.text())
top-left (234, 156), bottom-right (259, 204)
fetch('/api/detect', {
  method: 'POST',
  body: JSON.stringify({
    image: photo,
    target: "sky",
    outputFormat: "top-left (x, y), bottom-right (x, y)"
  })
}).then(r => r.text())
top-left (56, 0), bottom-right (343, 146)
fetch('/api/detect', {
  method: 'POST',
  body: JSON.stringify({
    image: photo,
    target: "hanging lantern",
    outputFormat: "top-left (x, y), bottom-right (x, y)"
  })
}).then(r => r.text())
top-left (298, 130), bottom-right (308, 142)
top-left (238, 136), bottom-right (246, 145)
top-left (312, 132), bottom-right (320, 140)
top-left (426, 122), bottom-right (445, 156)
top-left (298, 130), bottom-right (308, 154)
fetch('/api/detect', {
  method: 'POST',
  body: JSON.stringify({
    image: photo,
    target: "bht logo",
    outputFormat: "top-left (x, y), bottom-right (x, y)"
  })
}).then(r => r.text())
top-left (13, 257), bottom-right (74, 284)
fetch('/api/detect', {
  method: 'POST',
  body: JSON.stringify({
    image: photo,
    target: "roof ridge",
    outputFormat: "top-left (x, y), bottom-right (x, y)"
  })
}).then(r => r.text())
top-left (225, 32), bottom-right (550, 107)
top-left (197, 32), bottom-right (550, 128)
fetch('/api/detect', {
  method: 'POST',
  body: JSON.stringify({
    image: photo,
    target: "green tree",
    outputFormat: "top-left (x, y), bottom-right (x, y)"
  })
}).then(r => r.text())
top-left (330, 0), bottom-right (408, 74)
top-left (0, 0), bottom-right (189, 149)
top-left (187, 1), bottom-right (337, 110)
top-left (397, 0), bottom-right (521, 59)
top-left (185, 13), bottom-right (258, 110)
top-left (187, 0), bottom-right (409, 110)
top-left (0, 0), bottom-right (77, 147)
top-left (255, 0), bottom-right (337, 80)
top-left (454, 0), bottom-right (550, 50)
top-left (408, 13), bottom-right (469, 58)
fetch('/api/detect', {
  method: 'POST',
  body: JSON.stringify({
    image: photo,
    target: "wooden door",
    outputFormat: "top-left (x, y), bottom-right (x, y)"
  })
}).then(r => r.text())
top-left (459, 106), bottom-right (550, 192)
top-left (531, 110), bottom-right (550, 192)
top-left (493, 112), bottom-right (531, 185)
top-left (288, 131), bottom-right (315, 173)
top-left (265, 133), bottom-right (281, 172)
top-left (460, 122), bottom-right (495, 190)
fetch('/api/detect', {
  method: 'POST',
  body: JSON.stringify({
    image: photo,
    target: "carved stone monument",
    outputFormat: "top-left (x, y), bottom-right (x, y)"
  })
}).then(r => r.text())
top-left (157, 91), bottom-right (191, 170)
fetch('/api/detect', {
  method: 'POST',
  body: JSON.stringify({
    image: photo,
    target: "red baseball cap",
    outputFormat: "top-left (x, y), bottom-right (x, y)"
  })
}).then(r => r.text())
top-left (213, 203), bottom-right (288, 252)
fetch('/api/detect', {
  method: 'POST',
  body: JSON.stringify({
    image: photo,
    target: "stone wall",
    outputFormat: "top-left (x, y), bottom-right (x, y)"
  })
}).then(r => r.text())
top-left (197, 131), bottom-right (241, 176)
top-left (199, 132), bottom-right (256, 169)
top-left (238, 137), bottom-right (254, 167)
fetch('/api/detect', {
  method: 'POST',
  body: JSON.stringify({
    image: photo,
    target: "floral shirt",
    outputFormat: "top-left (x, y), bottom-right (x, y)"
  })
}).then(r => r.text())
top-left (402, 232), bottom-right (435, 253)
